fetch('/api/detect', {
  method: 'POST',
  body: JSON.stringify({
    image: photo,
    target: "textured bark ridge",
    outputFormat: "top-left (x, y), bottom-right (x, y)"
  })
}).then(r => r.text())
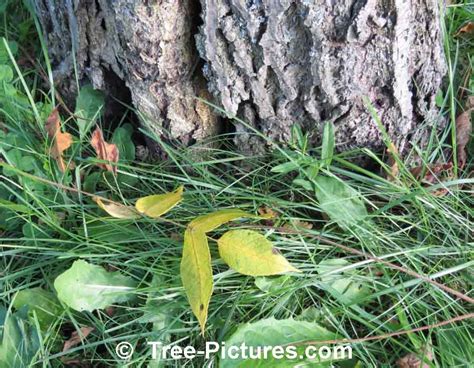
top-left (34, 0), bottom-right (446, 155)
top-left (198, 0), bottom-right (446, 154)
top-left (34, 0), bottom-right (218, 145)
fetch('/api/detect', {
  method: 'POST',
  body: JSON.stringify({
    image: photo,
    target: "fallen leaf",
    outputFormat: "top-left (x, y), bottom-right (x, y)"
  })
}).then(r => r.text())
top-left (410, 162), bottom-right (454, 196)
top-left (94, 197), bottom-right (140, 219)
top-left (105, 306), bottom-right (115, 317)
top-left (45, 109), bottom-right (73, 172)
top-left (180, 228), bottom-right (213, 335)
top-left (181, 209), bottom-right (269, 334)
top-left (257, 206), bottom-right (279, 226)
top-left (188, 208), bottom-right (264, 233)
top-left (218, 230), bottom-right (300, 276)
top-left (283, 219), bottom-right (313, 230)
top-left (455, 108), bottom-right (473, 169)
top-left (454, 22), bottom-right (474, 37)
top-left (257, 206), bottom-right (279, 219)
top-left (135, 186), bottom-right (184, 218)
top-left (62, 326), bottom-right (94, 353)
top-left (387, 142), bottom-right (400, 181)
top-left (396, 349), bottom-right (433, 368)
top-left (90, 127), bottom-right (119, 174)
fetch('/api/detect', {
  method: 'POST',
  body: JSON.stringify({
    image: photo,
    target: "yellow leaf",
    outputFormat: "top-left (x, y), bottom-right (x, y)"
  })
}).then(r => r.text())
top-left (135, 186), bottom-right (184, 218)
top-left (181, 208), bottom-right (265, 333)
top-left (94, 197), bottom-right (140, 219)
top-left (189, 208), bottom-right (261, 233)
top-left (180, 228), bottom-right (213, 334)
top-left (218, 230), bottom-right (300, 276)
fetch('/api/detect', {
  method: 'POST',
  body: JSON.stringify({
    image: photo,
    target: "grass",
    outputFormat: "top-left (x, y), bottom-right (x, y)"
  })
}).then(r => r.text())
top-left (0, 1), bottom-right (473, 367)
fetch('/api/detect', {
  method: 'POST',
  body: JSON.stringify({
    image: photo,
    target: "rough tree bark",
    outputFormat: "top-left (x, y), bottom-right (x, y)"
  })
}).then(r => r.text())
top-left (34, 0), bottom-right (446, 156)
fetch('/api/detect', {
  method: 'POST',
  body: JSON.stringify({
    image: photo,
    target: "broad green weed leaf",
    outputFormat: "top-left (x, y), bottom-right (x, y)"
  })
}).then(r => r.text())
top-left (0, 310), bottom-right (40, 367)
top-left (293, 178), bottom-right (313, 191)
top-left (321, 122), bottom-right (335, 166)
top-left (0, 39), bottom-right (18, 64)
top-left (254, 275), bottom-right (292, 293)
top-left (180, 228), bottom-right (213, 334)
top-left (314, 176), bottom-right (368, 228)
top-left (218, 230), bottom-right (300, 276)
top-left (13, 288), bottom-right (62, 330)
top-left (112, 124), bottom-right (135, 162)
top-left (75, 84), bottom-right (105, 136)
top-left (135, 186), bottom-right (184, 218)
top-left (271, 161), bottom-right (300, 174)
top-left (0, 65), bottom-right (13, 82)
top-left (220, 317), bottom-right (345, 368)
top-left (94, 197), bottom-right (140, 219)
top-left (54, 260), bottom-right (137, 312)
top-left (189, 208), bottom-right (263, 233)
top-left (316, 259), bottom-right (370, 305)
top-left (0, 199), bottom-right (31, 214)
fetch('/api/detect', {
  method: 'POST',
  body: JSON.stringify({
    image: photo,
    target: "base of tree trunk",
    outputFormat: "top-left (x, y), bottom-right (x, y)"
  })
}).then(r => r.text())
top-left (34, 0), bottom-right (446, 157)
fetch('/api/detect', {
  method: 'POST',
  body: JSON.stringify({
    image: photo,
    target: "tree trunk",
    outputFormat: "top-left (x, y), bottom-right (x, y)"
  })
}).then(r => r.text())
top-left (34, 0), bottom-right (446, 156)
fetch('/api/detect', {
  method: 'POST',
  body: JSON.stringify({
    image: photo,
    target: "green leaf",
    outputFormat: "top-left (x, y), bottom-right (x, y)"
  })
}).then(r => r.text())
top-left (180, 228), bottom-right (213, 334)
top-left (54, 260), bottom-right (137, 312)
top-left (321, 122), bottom-right (335, 166)
top-left (0, 310), bottom-right (40, 367)
top-left (74, 84), bottom-right (105, 136)
top-left (271, 161), bottom-right (301, 174)
top-left (0, 65), bottom-right (13, 82)
top-left (292, 178), bottom-right (313, 191)
top-left (291, 124), bottom-right (308, 151)
top-left (316, 259), bottom-right (370, 306)
top-left (0, 40), bottom-right (18, 65)
top-left (254, 275), bottom-right (292, 293)
top-left (1, 151), bottom-right (36, 174)
top-left (435, 90), bottom-right (444, 108)
top-left (0, 199), bottom-right (31, 215)
top-left (189, 209), bottom-right (263, 233)
top-left (112, 124), bottom-right (135, 161)
top-left (12, 288), bottom-right (62, 330)
top-left (218, 230), bottom-right (300, 276)
top-left (135, 186), bottom-right (184, 218)
top-left (305, 163), bottom-right (320, 180)
top-left (314, 176), bottom-right (368, 228)
top-left (220, 318), bottom-right (346, 367)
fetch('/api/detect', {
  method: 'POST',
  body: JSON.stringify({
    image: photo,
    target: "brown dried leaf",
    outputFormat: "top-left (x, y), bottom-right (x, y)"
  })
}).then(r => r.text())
top-left (454, 22), bottom-right (474, 37)
top-left (90, 127), bottom-right (119, 174)
top-left (410, 162), bottom-right (453, 197)
top-left (62, 326), bottom-right (94, 353)
top-left (45, 109), bottom-right (73, 172)
top-left (283, 219), bottom-right (313, 230)
top-left (455, 108), bottom-right (473, 169)
top-left (396, 348), bottom-right (433, 368)
top-left (410, 162), bottom-right (453, 184)
top-left (258, 206), bottom-right (279, 226)
top-left (387, 142), bottom-right (400, 181)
